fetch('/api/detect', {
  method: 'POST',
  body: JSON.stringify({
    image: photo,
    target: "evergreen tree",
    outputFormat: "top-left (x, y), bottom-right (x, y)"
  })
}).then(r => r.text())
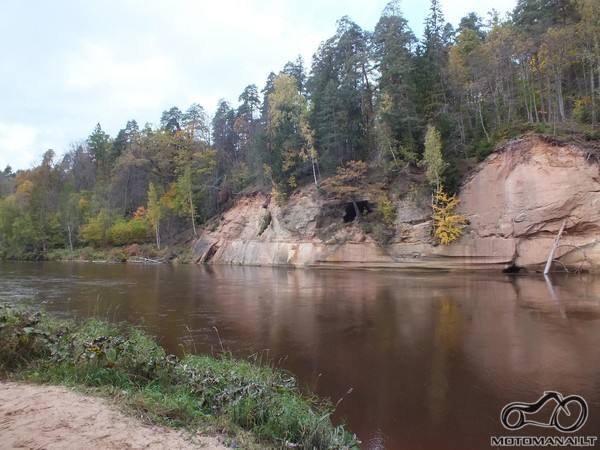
top-left (212, 99), bottom-right (238, 170)
top-left (160, 106), bottom-right (183, 134)
top-left (238, 84), bottom-right (261, 123)
top-left (307, 16), bottom-right (373, 173)
top-left (0, 165), bottom-right (14, 198)
top-left (416, 0), bottom-right (452, 122)
top-left (112, 120), bottom-right (140, 160)
top-left (266, 74), bottom-right (312, 188)
top-left (373, 1), bottom-right (419, 167)
top-left (87, 123), bottom-right (114, 181)
top-left (111, 120), bottom-right (146, 215)
top-left (235, 84), bottom-right (261, 161)
top-left (283, 55), bottom-right (307, 93)
top-left (182, 103), bottom-right (210, 143)
top-left (457, 12), bottom-right (486, 40)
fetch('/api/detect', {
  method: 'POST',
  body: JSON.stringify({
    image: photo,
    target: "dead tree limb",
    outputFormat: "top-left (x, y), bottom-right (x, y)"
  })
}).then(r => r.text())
top-left (544, 219), bottom-right (567, 274)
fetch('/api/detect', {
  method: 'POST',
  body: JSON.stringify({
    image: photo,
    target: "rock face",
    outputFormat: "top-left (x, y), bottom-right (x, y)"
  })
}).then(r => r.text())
top-left (193, 136), bottom-right (600, 271)
top-left (458, 136), bottom-right (600, 269)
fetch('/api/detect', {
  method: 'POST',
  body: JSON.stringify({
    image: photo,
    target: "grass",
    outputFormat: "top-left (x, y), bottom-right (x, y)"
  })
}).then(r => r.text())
top-left (0, 304), bottom-right (360, 449)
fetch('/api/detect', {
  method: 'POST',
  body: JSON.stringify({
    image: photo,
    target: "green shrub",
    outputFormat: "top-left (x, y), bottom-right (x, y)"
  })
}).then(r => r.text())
top-left (586, 129), bottom-right (600, 141)
top-left (79, 211), bottom-right (110, 246)
top-left (79, 246), bottom-right (96, 261)
top-left (475, 138), bottom-right (494, 161)
top-left (107, 219), bottom-right (150, 246)
top-left (376, 195), bottom-right (396, 228)
top-left (0, 306), bottom-right (50, 369)
top-left (573, 97), bottom-right (591, 124)
top-left (258, 212), bottom-right (272, 236)
top-left (0, 307), bottom-right (360, 449)
top-left (534, 122), bottom-right (550, 134)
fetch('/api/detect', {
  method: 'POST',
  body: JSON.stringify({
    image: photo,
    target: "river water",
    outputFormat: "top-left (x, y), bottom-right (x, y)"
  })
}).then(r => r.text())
top-left (1, 261), bottom-right (599, 449)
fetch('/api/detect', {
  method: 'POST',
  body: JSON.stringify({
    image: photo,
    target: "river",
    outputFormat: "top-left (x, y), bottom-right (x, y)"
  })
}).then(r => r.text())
top-left (1, 261), bottom-right (599, 449)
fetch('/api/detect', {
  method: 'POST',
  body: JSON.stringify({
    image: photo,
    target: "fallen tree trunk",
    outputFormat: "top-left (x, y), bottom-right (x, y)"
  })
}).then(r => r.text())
top-left (544, 219), bottom-right (567, 274)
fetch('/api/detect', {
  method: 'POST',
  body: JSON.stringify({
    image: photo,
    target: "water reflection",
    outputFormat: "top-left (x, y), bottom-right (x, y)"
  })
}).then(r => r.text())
top-left (1, 262), bottom-right (599, 449)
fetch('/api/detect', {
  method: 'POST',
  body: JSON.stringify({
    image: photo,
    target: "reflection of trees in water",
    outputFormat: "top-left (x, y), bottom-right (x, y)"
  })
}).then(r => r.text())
top-left (197, 269), bottom-right (600, 435)
top-left (428, 299), bottom-right (462, 424)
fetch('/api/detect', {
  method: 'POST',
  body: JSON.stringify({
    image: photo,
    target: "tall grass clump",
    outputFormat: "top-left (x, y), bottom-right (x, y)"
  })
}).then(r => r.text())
top-left (0, 304), bottom-right (360, 449)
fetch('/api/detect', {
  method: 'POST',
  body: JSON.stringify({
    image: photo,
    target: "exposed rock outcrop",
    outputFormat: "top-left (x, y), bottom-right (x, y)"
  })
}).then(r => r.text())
top-left (193, 136), bottom-right (600, 271)
top-left (458, 136), bottom-right (600, 270)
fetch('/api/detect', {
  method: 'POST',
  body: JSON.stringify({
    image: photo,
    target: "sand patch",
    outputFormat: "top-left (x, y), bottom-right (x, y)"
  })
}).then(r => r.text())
top-left (0, 382), bottom-right (227, 449)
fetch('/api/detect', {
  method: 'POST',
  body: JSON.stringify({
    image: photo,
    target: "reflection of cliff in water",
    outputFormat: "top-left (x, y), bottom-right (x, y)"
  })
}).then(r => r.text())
top-left (183, 268), bottom-right (600, 448)
top-left (462, 275), bottom-right (600, 399)
top-left (2, 263), bottom-right (599, 449)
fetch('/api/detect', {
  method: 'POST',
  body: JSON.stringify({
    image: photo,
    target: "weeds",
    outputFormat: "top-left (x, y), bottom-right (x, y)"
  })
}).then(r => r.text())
top-left (0, 305), bottom-right (360, 449)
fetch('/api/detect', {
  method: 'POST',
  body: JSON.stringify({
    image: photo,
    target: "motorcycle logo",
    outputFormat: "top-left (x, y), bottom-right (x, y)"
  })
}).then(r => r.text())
top-left (501, 391), bottom-right (588, 433)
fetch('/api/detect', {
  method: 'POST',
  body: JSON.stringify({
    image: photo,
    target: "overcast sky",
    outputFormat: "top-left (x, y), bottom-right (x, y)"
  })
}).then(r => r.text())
top-left (0, 0), bottom-right (516, 171)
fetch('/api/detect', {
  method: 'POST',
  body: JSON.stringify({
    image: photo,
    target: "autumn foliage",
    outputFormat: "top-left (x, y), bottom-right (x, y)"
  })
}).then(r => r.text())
top-left (432, 186), bottom-right (467, 245)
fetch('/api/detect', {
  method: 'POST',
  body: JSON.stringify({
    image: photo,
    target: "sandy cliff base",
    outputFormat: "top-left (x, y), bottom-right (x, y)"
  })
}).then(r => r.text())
top-left (0, 382), bottom-right (226, 450)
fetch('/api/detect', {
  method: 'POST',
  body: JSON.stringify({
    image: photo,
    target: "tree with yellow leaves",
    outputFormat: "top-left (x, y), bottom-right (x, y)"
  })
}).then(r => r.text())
top-left (432, 187), bottom-right (466, 245)
top-left (421, 125), bottom-right (466, 244)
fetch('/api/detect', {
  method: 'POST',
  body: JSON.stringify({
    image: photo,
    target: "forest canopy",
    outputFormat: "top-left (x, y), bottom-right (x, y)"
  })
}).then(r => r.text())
top-left (1, 0), bottom-right (599, 258)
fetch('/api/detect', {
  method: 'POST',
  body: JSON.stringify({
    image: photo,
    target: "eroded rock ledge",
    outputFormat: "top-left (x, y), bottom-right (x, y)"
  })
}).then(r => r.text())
top-left (193, 136), bottom-right (600, 272)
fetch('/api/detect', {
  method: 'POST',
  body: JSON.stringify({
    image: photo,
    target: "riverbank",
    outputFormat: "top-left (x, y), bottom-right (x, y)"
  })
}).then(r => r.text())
top-left (0, 381), bottom-right (225, 449)
top-left (0, 305), bottom-right (359, 449)
top-left (44, 243), bottom-right (193, 264)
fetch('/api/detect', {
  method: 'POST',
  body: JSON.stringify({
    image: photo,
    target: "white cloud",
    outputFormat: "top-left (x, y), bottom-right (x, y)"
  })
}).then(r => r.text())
top-left (68, 43), bottom-right (157, 89)
top-left (66, 41), bottom-right (177, 103)
top-left (0, 0), bottom-right (518, 171)
top-left (0, 123), bottom-right (40, 170)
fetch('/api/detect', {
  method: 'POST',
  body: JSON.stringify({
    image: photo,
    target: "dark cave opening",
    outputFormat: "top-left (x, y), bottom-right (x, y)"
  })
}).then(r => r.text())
top-left (343, 201), bottom-right (371, 223)
top-left (503, 264), bottom-right (523, 274)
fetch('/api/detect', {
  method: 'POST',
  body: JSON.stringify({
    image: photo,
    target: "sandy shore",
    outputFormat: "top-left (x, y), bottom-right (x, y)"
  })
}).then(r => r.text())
top-left (0, 382), bottom-right (228, 449)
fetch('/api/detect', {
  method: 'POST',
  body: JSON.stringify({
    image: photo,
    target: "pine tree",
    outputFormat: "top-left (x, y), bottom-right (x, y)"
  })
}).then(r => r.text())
top-left (373, 1), bottom-right (419, 167)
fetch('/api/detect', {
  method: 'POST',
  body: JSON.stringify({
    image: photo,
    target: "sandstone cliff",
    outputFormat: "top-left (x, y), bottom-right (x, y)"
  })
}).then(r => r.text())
top-left (192, 136), bottom-right (600, 272)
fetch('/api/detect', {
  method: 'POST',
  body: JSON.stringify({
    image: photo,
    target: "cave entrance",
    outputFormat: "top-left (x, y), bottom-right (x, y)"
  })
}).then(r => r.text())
top-left (503, 264), bottom-right (523, 274)
top-left (343, 201), bottom-right (371, 223)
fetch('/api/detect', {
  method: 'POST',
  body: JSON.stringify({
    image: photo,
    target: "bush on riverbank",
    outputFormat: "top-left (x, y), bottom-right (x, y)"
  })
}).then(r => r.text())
top-left (0, 305), bottom-right (359, 449)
